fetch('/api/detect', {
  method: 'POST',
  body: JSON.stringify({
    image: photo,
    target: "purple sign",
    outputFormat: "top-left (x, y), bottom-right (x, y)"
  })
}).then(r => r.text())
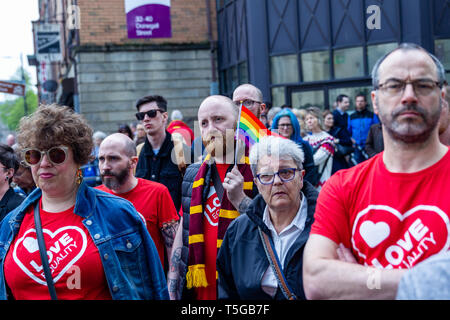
top-left (125, 0), bottom-right (172, 38)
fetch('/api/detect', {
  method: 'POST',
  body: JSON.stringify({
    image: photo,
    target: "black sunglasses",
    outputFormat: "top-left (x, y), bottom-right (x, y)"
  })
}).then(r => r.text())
top-left (135, 109), bottom-right (164, 120)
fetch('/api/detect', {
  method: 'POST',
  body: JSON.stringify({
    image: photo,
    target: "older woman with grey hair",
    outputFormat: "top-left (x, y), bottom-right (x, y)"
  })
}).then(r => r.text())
top-left (217, 136), bottom-right (318, 300)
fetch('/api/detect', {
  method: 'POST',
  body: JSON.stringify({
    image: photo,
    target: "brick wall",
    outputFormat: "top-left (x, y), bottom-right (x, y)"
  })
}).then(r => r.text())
top-left (77, 0), bottom-right (217, 45)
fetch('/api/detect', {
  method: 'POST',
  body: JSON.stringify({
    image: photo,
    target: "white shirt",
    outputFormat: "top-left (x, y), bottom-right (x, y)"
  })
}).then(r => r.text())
top-left (260, 192), bottom-right (308, 297)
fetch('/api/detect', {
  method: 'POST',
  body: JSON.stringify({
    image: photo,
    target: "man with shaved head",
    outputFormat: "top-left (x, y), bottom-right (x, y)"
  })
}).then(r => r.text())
top-left (167, 95), bottom-right (257, 300)
top-left (232, 83), bottom-right (266, 120)
top-left (96, 133), bottom-right (180, 270)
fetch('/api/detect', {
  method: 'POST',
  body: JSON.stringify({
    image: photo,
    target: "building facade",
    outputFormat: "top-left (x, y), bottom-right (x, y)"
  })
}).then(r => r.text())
top-left (33, 0), bottom-right (218, 132)
top-left (32, 0), bottom-right (450, 132)
top-left (216, 0), bottom-right (450, 111)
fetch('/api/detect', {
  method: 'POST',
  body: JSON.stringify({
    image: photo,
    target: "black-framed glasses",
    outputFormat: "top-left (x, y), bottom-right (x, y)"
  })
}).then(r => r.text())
top-left (234, 99), bottom-right (262, 108)
top-left (376, 79), bottom-right (442, 97)
top-left (278, 123), bottom-right (293, 129)
top-left (23, 146), bottom-right (69, 167)
top-left (256, 168), bottom-right (299, 185)
top-left (135, 109), bottom-right (164, 120)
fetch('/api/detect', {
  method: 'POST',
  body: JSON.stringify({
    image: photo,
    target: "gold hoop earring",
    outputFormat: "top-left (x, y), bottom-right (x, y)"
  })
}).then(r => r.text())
top-left (76, 168), bottom-right (83, 185)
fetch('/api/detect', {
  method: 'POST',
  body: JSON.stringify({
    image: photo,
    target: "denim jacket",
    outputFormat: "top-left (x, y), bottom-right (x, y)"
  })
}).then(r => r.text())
top-left (0, 182), bottom-right (169, 300)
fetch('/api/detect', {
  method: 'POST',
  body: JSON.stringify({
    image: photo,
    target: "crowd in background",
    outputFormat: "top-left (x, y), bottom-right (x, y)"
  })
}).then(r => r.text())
top-left (0, 43), bottom-right (449, 300)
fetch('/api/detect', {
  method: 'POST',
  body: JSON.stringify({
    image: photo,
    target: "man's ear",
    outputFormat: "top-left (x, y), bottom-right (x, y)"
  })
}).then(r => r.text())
top-left (371, 91), bottom-right (379, 115)
top-left (130, 156), bottom-right (139, 168)
top-left (260, 103), bottom-right (267, 115)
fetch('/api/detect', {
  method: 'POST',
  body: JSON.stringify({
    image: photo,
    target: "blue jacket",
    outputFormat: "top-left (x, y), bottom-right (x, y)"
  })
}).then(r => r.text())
top-left (348, 109), bottom-right (379, 147)
top-left (0, 182), bottom-right (169, 300)
top-left (271, 109), bottom-right (318, 186)
top-left (217, 181), bottom-right (318, 300)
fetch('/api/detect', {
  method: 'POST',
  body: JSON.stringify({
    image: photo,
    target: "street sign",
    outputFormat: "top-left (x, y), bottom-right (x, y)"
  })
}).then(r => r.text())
top-left (0, 81), bottom-right (25, 96)
top-left (125, 0), bottom-right (172, 39)
top-left (34, 23), bottom-right (62, 62)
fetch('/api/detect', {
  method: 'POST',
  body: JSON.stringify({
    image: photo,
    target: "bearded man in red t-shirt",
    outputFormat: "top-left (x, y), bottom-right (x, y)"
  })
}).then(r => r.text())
top-left (96, 133), bottom-right (179, 270)
top-left (303, 43), bottom-right (449, 300)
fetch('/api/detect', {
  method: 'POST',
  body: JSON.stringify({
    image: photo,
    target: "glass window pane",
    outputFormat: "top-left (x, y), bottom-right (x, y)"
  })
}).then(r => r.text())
top-left (291, 90), bottom-right (324, 109)
top-left (328, 86), bottom-right (373, 113)
top-left (334, 47), bottom-right (364, 79)
top-left (219, 70), bottom-right (227, 93)
top-left (301, 51), bottom-right (330, 82)
top-left (271, 87), bottom-right (286, 107)
top-left (239, 61), bottom-right (248, 84)
top-left (435, 39), bottom-right (450, 70)
top-left (228, 66), bottom-right (238, 92)
top-left (270, 54), bottom-right (299, 84)
top-left (367, 42), bottom-right (398, 74)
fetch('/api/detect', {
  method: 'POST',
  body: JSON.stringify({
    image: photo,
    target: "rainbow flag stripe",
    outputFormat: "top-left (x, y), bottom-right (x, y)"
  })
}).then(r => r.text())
top-left (238, 105), bottom-right (272, 146)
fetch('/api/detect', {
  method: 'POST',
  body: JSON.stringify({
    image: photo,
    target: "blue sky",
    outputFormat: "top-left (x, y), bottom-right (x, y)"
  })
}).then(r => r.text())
top-left (0, 1), bottom-right (39, 101)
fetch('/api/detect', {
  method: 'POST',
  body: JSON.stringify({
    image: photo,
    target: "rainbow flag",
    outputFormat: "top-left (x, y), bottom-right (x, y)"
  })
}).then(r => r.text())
top-left (237, 105), bottom-right (278, 147)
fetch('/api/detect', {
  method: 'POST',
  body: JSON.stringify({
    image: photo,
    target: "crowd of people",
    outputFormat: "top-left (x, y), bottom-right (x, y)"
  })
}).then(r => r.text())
top-left (0, 43), bottom-right (449, 300)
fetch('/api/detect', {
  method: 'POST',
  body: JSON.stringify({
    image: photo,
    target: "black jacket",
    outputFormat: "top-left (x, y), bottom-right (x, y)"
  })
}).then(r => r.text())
top-left (365, 123), bottom-right (384, 158)
top-left (217, 181), bottom-right (318, 300)
top-left (0, 188), bottom-right (24, 222)
top-left (135, 131), bottom-right (186, 211)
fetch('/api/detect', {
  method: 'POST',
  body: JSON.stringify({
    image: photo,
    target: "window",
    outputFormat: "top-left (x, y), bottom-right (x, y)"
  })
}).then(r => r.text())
top-left (334, 47), bottom-right (364, 79)
top-left (328, 86), bottom-right (372, 113)
top-left (301, 51), bottom-right (330, 82)
top-left (435, 39), bottom-right (450, 83)
top-left (367, 42), bottom-right (398, 74)
top-left (271, 87), bottom-right (285, 107)
top-left (238, 61), bottom-right (248, 84)
top-left (270, 54), bottom-right (299, 84)
top-left (291, 90), bottom-right (324, 109)
top-left (228, 66), bottom-right (238, 92)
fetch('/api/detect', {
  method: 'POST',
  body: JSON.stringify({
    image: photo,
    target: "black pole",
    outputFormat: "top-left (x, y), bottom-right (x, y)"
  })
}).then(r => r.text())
top-left (20, 54), bottom-right (28, 115)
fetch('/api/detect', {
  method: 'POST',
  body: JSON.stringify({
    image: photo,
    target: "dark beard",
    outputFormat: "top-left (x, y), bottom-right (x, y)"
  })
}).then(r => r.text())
top-left (101, 167), bottom-right (130, 190)
top-left (381, 102), bottom-right (441, 144)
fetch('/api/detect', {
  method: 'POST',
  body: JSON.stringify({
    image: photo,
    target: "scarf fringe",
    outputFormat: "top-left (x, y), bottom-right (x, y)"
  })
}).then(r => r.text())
top-left (186, 264), bottom-right (208, 289)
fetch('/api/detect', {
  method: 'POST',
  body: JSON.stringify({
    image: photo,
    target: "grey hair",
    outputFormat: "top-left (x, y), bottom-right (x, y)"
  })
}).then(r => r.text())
top-left (171, 109), bottom-right (183, 121)
top-left (249, 136), bottom-right (304, 177)
top-left (371, 43), bottom-right (446, 88)
top-left (267, 107), bottom-right (282, 122)
top-left (93, 131), bottom-right (107, 140)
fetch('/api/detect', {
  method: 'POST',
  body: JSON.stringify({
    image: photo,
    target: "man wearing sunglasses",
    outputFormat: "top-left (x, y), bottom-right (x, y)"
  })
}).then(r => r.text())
top-left (303, 43), bottom-right (450, 299)
top-left (134, 95), bottom-right (189, 212)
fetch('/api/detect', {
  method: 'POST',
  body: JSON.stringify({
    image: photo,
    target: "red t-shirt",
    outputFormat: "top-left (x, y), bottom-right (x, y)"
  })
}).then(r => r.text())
top-left (311, 149), bottom-right (450, 269)
top-left (4, 200), bottom-right (112, 300)
top-left (195, 163), bottom-right (230, 300)
top-left (96, 178), bottom-right (179, 268)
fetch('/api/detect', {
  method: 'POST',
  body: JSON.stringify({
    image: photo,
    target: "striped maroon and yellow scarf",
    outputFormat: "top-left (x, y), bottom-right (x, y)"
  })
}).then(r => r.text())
top-left (186, 152), bottom-right (254, 289)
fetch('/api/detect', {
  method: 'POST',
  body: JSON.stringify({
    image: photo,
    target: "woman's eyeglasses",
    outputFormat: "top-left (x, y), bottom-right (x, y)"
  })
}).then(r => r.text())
top-left (256, 168), bottom-right (299, 185)
top-left (23, 146), bottom-right (69, 167)
top-left (135, 109), bottom-right (164, 120)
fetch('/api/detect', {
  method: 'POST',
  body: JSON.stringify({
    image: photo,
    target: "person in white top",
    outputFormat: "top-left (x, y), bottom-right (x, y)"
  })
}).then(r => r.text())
top-left (303, 107), bottom-right (336, 190)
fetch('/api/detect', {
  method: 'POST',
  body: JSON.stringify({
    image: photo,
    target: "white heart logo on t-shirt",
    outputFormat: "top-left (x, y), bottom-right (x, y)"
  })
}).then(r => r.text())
top-left (359, 221), bottom-right (390, 248)
top-left (13, 226), bottom-right (87, 285)
top-left (22, 237), bottom-right (39, 253)
top-left (352, 204), bottom-right (450, 269)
